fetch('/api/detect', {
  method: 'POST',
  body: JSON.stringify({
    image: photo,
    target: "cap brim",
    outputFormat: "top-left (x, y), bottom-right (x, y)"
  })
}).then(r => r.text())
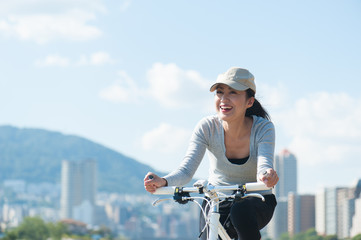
top-left (209, 82), bottom-right (249, 92)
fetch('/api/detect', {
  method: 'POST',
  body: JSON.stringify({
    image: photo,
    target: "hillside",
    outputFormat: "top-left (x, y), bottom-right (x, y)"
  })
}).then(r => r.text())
top-left (0, 125), bottom-right (163, 194)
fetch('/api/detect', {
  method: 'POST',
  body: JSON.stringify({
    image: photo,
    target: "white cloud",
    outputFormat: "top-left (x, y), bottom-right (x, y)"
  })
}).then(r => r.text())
top-left (141, 123), bottom-right (192, 153)
top-left (77, 51), bottom-right (115, 66)
top-left (98, 85), bottom-right (128, 103)
top-left (90, 51), bottom-right (114, 65)
top-left (0, 0), bottom-right (107, 16)
top-left (99, 71), bottom-right (140, 103)
top-left (99, 63), bottom-right (213, 110)
top-left (146, 63), bottom-right (211, 108)
top-left (274, 91), bottom-right (361, 167)
top-left (34, 55), bottom-right (70, 67)
top-left (0, 8), bottom-right (102, 44)
top-left (257, 82), bottom-right (289, 110)
top-left (35, 51), bottom-right (114, 67)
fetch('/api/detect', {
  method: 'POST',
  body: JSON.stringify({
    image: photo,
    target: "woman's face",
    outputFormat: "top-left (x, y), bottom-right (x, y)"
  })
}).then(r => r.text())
top-left (214, 84), bottom-right (254, 121)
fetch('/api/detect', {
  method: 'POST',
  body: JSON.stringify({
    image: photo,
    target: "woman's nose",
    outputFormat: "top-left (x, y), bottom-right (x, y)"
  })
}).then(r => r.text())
top-left (220, 93), bottom-right (230, 101)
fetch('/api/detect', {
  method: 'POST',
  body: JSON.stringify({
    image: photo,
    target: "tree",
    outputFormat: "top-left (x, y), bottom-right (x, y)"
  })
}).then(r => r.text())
top-left (280, 232), bottom-right (291, 240)
top-left (8, 217), bottom-right (50, 240)
top-left (1, 231), bottom-right (17, 240)
top-left (305, 228), bottom-right (319, 238)
top-left (324, 235), bottom-right (338, 240)
top-left (352, 234), bottom-right (361, 240)
top-left (1, 217), bottom-right (70, 240)
top-left (308, 236), bottom-right (324, 240)
top-left (47, 222), bottom-right (68, 240)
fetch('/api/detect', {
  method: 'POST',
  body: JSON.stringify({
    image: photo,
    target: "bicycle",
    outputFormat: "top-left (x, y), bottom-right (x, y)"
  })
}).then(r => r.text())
top-left (150, 178), bottom-right (271, 240)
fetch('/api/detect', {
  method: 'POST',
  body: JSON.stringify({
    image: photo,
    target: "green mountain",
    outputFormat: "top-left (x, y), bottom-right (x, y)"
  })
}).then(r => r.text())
top-left (0, 125), bottom-right (162, 194)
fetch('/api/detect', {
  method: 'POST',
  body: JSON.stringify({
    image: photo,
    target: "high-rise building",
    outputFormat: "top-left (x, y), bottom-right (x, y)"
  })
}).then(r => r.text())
top-left (350, 196), bottom-right (361, 237)
top-left (341, 198), bottom-right (356, 239)
top-left (288, 193), bottom-right (315, 236)
top-left (267, 149), bottom-right (298, 240)
top-left (316, 188), bottom-right (326, 235)
top-left (325, 188), bottom-right (337, 235)
top-left (267, 197), bottom-right (288, 240)
top-left (60, 159), bottom-right (97, 226)
top-left (337, 187), bottom-right (354, 238)
top-left (350, 179), bottom-right (361, 237)
top-left (274, 149), bottom-right (297, 198)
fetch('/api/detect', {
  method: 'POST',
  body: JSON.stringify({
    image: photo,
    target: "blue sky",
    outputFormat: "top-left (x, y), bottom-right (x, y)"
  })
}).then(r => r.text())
top-left (1, 0), bottom-right (361, 194)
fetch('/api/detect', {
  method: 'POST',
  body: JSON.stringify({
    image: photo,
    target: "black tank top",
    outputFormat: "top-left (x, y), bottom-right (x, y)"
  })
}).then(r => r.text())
top-left (228, 156), bottom-right (249, 165)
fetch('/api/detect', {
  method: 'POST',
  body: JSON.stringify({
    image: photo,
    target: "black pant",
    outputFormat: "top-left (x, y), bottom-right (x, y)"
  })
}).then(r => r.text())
top-left (199, 194), bottom-right (277, 240)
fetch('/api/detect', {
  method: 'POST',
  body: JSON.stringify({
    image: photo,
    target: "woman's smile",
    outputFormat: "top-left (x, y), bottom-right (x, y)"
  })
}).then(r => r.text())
top-left (220, 104), bottom-right (233, 113)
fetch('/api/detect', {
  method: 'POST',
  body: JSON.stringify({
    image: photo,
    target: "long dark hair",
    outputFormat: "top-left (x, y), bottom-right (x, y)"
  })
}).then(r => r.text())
top-left (245, 89), bottom-right (270, 120)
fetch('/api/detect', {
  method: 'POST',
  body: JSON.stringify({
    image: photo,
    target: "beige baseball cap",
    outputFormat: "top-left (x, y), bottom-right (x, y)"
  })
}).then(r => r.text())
top-left (210, 67), bottom-right (256, 93)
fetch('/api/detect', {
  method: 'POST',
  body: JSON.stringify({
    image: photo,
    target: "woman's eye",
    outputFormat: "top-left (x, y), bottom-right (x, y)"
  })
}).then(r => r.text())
top-left (216, 90), bottom-right (223, 94)
top-left (230, 91), bottom-right (237, 94)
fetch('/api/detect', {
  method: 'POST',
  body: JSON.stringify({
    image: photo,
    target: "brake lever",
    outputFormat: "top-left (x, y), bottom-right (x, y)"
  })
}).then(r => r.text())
top-left (152, 197), bottom-right (173, 206)
top-left (243, 193), bottom-right (265, 202)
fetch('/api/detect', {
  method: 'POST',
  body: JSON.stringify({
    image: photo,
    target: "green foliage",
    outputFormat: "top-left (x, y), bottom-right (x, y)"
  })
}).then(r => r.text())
top-left (4, 217), bottom-right (49, 240)
top-left (47, 222), bottom-right (68, 240)
top-left (281, 228), bottom-right (340, 240)
top-left (308, 236), bottom-right (324, 240)
top-left (1, 231), bottom-right (17, 240)
top-left (1, 217), bottom-right (119, 240)
top-left (324, 235), bottom-right (337, 240)
top-left (300, 228), bottom-right (324, 240)
top-left (352, 234), bottom-right (361, 240)
top-left (280, 232), bottom-right (291, 240)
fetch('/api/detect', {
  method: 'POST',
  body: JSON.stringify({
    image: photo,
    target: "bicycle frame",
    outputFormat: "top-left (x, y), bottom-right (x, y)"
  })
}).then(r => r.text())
top-left (152, 180), bottom-right (270, 240)
top-left (207, 189), bottom-right (230, 240)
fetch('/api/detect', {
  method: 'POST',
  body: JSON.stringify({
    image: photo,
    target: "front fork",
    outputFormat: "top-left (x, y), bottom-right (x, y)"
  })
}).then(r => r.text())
top-left (207, 193), bottom-right (232, 240)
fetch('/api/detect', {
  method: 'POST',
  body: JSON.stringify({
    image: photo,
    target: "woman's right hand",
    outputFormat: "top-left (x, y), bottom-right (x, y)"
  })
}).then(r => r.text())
top-left (144, 172), bottom-right (168, 193)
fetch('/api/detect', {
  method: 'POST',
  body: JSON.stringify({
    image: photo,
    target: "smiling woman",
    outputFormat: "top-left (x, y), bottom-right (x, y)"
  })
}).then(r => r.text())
top-left (144, 67), bottom-right (279, 240)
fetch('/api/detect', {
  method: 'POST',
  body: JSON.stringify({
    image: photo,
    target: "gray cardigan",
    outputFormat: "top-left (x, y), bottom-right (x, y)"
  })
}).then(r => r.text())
top-left (164, 115), bottom-right (275, 194)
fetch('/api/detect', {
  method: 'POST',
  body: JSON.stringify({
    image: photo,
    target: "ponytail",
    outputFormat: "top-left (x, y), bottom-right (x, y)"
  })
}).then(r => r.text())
top-left (245, 89), bottom-right (270, 120)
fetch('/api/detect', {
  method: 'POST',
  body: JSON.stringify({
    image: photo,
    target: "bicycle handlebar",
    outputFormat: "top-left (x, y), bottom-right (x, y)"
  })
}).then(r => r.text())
top-left (152, 181), bottom-right (270, 195)
top-left (245, 182), bottom-right (271, 191)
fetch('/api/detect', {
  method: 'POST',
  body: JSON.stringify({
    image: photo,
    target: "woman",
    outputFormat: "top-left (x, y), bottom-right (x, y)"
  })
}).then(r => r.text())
top-left (144, 67), bottom-right (279, 240)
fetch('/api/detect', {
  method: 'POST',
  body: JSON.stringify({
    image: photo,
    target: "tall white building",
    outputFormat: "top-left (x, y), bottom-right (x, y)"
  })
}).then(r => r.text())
top-left (267, 149), bottom-right (298, 240)
top-left (342, 198), bottom-right (356, 238)
top-left (337, 187), bottom-right (354, 238)
top-left (274, 149), bottom-right (297, 198)
top-left (60, 159), bottom-right (97, 226)
top-left (316, 187), bottom-right (341, 236)
top-left (350, 197), bottom-right (361, 237)
top-left (316, 188), bottom-right (326, 235)
top-left (325, 188), bottom-right (338, 235)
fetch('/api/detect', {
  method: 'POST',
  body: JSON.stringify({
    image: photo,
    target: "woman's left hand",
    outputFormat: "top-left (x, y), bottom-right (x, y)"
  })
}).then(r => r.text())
top-left (259, 168), bottom-right (279, 188)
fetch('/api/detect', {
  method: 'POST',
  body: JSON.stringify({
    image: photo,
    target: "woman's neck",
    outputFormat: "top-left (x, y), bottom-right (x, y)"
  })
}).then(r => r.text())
top-left (222, 116), bottom-right (253, 138)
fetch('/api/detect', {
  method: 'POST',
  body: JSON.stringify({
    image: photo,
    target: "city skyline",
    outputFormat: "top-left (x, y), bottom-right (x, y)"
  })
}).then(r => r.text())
top-left (267, 150), bottom-right (361, 239)
top-left (1, 159), bottom-right (360, 239)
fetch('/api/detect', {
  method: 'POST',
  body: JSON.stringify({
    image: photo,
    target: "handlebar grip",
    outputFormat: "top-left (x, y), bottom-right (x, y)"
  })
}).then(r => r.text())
top-left (245, 182), bottom-right (271, 191)
top-left (152, 186), bottom-right (176, 195)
